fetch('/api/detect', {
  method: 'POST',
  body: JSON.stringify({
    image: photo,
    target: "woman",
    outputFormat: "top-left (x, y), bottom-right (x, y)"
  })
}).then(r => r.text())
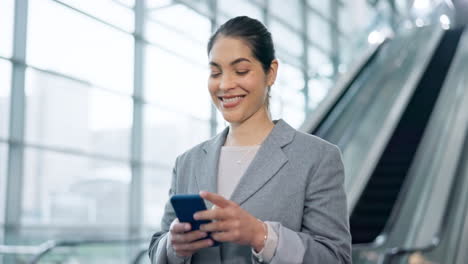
top-left (149, 16), bottom-right (351, 264)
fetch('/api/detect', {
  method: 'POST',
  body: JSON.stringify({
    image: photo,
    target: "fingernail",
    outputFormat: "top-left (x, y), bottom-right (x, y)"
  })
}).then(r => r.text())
top-left (207, 239), bottom-right (213, 246)
top-left (185, 224), bottom-right (190, 231)
top-left (199, 191), bottom-right (206, 196)
top-left (193, 213), bottom-right (199, 219)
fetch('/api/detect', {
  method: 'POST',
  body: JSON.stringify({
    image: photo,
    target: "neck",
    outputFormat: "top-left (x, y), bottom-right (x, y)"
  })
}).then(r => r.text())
top-left (224, 108), bottom-right (275, 147)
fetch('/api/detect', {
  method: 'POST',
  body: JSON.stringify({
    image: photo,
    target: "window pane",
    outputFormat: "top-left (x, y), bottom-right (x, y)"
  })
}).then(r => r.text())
top-left (144, 45), bottom-right (211, 120)
top-left (145, 21), bottom-right (207, 64)
top-left (276, 63), bottom-right (304, 106)
top-left (25, 69), bottom-right (132, 159)
top-left (283, 106), bottom-right (305, 129)
top-left (308, 78), bottom-right (332, 110)
top-left (308, 46), bottom-right (333, 77)
top-left (307, 0), bottom-right (330, 19)
top-left (22, 148), bottom-right (130, 226)
top-left (0, 0), bottom-right (14, 58)
top-left (59, 0), bottom-right (134, 32)
top-left (270, 0), bottom-right (301, 31)
top-left (147, 4), bottom-right (210, 44)
top-left (308, 14), bottom-right (331, 52)
top-left (143, 105), bottom-right (210, 166)
top-left (270, 19), bottom-right (303, 58)
top-left (27, 0), bottom-right (134, 94)
top-left (0, 144), bottom-right (6, 225)
top-left (143, 166), bottom-right (171, 228)
top-left (339, 1), bottom-right (375, 36)
top-left (0, 60), bottom-right (11, 139)
top-left (218, 0), bottom-right (264, 24)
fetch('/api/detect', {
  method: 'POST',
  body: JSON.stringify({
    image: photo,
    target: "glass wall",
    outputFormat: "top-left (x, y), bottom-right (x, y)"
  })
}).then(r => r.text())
top-left (0, 0), bottom-right (14, 58)
top-left (0, 0), bottom-right (385, 244)
top-left (0, 60), bottom-right (11, 139)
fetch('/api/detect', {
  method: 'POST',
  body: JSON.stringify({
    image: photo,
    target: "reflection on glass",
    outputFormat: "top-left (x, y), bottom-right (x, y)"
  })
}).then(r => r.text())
top-left (143, 166), bottom-right (171, 228)
top-left (143, 105), bottom-right (211, 166)
top-left (25, 68), bottom-right (133, 159)
top-left (0, 0), bottom-right (14, 58)
top-left (27, 0), bottom-right (134, 94)
top-left (22, 148), bottom-right (131, 226)
top-left (0, 60), bottom-right (11, 139)
top-left (144, 45), bottom-right (211, 120)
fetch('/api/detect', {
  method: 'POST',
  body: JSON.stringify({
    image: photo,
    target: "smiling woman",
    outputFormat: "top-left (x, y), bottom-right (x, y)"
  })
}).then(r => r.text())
top-left (149, 16), bottom-right (351, 264)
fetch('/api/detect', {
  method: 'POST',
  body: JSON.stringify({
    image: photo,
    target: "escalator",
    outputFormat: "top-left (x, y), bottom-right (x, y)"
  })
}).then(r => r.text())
top-left (350, 27), bottom-right (464, 244)
top-left (302, 25), bottom-right (464, 246)
top-left (354, 26), bottom-right (468, 264)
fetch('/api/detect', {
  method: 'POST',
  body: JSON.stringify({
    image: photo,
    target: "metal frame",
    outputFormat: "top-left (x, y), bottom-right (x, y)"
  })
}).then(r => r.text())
top-left (5, 0), bottom-right (28, 239)
top-left (128, 0), bottom-right (145, 237)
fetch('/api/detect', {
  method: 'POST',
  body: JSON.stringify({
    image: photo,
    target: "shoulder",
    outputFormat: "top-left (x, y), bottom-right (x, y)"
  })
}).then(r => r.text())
top-left (290, 129), bottom-right (341, 156)
top-left (173, 140), bottom-right (207, 166)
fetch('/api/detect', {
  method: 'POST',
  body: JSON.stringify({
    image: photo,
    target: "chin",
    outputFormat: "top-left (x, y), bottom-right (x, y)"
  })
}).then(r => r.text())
top-left (220, 111), bottom-right (245, 124)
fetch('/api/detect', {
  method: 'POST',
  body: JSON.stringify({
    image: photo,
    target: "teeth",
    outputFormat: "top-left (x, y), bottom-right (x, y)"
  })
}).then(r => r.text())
top-left (223, 96), bottom-right (243, 103)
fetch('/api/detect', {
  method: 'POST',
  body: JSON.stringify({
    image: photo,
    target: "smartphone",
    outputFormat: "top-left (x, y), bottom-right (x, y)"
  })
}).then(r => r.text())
top-left (170, 194), bottom-right (220, 246)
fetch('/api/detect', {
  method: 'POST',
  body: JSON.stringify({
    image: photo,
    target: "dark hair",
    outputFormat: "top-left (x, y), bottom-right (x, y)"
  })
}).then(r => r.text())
top-left (207, 16), bottom-right (275, 73)
top-left (207, 16), bottom-right (276, 112)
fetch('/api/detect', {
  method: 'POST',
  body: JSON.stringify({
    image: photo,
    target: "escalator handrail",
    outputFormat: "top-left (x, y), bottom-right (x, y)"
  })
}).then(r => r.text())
top-left (28, 237), bottom-right (147, 264)
top-left (299, 39), bottom-right (386, 134)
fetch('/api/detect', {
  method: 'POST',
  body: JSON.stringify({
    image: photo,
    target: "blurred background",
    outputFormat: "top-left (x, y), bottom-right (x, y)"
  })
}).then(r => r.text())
top-left (1, 0), bottom-right (468, 263)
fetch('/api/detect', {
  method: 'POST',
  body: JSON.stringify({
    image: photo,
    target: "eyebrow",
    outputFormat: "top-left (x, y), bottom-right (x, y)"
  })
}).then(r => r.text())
top-left (209, 58), bottom-right (252, 68)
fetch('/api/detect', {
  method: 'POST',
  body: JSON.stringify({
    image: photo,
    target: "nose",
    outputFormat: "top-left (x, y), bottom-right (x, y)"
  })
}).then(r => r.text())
top-left (219, 73), bottom-right (236, 91)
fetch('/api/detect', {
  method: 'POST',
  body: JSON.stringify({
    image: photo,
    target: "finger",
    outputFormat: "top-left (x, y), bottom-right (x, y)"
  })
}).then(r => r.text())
top-left (199, 191), bottom-right (233, 208)
top-left (211, 231), bottom-right (235, 242)
top-left (173, 238), bottom-right (213, 252)
top-left (170, 222), bottom-right (191, 234)
top-left (199, 220), bottom-right (232, 232)
top-left (193, 207), bottom-right (229, 221)
top-left (172, 230), bottom-right (208, 244)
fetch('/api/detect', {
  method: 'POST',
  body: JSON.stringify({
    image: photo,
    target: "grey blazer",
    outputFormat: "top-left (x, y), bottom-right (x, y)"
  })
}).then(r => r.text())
top-left (149, 119), bottom-right (351, 264)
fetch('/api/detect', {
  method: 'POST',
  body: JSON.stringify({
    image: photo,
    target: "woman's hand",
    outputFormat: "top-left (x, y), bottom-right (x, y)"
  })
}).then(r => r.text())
top-left (193, 191), bottom-right (267, 252)
top-left (168, 218), bottom-right (214, 257)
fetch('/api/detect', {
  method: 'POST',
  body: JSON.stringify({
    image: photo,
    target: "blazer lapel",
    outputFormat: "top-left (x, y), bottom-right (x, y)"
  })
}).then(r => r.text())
top-left (230, 119), bottom-right (296, 205)
top-left (198, 126), bottom-right (229, 200)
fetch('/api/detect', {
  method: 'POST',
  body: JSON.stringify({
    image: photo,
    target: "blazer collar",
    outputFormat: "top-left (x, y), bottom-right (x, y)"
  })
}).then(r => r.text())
top-left (199, 119), bottom-right (296, 205)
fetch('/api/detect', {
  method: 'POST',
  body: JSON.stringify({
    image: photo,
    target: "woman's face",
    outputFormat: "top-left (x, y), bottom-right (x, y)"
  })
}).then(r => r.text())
top-left (208, 36), bottom-right (277, 125)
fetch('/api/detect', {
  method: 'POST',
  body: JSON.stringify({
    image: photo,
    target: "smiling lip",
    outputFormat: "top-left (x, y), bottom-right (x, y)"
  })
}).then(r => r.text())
top-left (218, 95), bottom-right (246, 108)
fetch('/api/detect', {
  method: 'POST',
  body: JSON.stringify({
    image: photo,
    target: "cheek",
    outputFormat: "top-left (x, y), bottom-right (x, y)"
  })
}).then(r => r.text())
top-left (207, 79), bottom-right (218, 95)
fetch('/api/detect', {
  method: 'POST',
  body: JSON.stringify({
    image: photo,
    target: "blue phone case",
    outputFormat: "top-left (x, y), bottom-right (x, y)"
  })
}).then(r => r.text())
top-left (170, 194), bottom-right (220, 246)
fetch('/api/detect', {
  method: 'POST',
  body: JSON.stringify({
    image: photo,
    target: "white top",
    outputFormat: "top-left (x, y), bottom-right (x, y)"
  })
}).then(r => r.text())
top-left (217, 145), bottom-right (261, 199)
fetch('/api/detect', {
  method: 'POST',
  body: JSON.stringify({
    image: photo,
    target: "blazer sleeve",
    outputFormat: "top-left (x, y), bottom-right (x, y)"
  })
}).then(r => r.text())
top-left (148, 156), bottom-right (193, 264)
top-left (267, 144), bottom-right (352, 264)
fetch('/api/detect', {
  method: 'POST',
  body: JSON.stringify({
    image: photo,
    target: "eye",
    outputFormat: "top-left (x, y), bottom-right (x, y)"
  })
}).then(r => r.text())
top-left (210, 72), bottom-right (221, 78)
top-left (236, 70), bottom-right (249, 76)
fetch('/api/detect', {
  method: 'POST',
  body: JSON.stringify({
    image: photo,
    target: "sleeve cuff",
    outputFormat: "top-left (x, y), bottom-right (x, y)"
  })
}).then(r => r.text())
top-left (166, 232), bottom-right (189, 264)
top-left (252, 221), bottom-right (278, 263)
